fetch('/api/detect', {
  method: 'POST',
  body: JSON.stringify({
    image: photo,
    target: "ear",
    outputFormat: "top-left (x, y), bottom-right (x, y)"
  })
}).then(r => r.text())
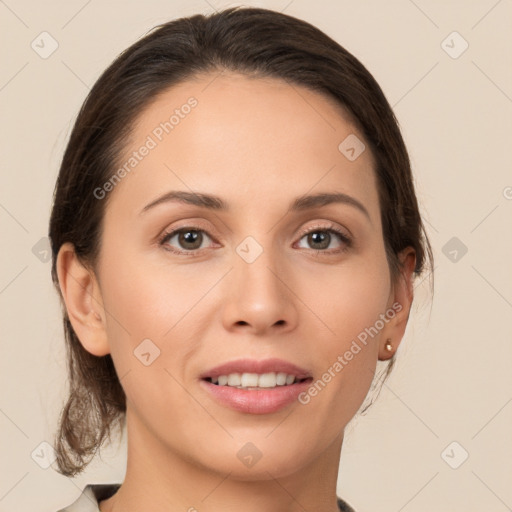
top-left (56, 242), bottom-right (110, 356)
top-left (378, 247), bottom-right (416, 361)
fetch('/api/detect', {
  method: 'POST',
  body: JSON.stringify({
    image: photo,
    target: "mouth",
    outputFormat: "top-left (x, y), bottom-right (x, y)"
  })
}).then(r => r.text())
top-left (202, 373), bottom-right (312, 390)
top-left (198, 358), bottom-right (313, 414)
top-left (199, 357), bottom-right (313, 390)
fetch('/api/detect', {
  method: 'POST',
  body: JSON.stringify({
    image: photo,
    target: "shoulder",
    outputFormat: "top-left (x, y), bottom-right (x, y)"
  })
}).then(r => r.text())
top-left (337, 495), bottom-right (356, 512)
top-left (56, 483), bottom-right (121, 512)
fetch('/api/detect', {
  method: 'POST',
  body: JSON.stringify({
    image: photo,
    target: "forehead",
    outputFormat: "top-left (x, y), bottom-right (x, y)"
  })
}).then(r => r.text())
top-left (109, 71), bottom-right (380, 225)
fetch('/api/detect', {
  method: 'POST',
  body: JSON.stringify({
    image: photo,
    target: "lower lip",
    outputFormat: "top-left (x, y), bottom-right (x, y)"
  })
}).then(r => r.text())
top-left (200, 378), bottom-right (313, 414)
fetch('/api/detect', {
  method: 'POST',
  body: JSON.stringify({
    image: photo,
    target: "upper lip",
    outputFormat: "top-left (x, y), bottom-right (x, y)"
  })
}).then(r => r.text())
top-left (200, 358), bottom-right (312, 380)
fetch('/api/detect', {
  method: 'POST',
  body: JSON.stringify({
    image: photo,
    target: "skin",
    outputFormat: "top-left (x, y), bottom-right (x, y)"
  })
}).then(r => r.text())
top-left (57, 71), bottom-right (416, 512)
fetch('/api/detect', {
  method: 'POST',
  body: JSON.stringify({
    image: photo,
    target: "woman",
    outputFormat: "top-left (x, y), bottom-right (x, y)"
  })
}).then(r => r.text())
top-left (50, 6), bottom-right (433, 511)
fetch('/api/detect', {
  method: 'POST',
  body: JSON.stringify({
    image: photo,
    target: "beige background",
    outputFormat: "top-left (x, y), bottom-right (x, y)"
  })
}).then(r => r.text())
top-left (1, 1), bottom-right (511, 511)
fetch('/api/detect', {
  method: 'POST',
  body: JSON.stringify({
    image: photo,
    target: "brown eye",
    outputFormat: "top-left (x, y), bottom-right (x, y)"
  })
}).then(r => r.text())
top-left (160, 228), bottom-right (213, 253)
top-left (306, 231), bottom-right (331, 250)
top-left (296, 227), bottom-right (352, 253)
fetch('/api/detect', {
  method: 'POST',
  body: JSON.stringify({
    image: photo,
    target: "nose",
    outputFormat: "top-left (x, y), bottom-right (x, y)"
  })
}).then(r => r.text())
top-left (221, 245), bottom-right (299, 335)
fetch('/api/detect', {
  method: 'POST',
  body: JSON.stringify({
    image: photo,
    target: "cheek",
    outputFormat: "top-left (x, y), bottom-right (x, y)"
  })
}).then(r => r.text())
top-left (95, 250), bottom-right (208, 433)
top-left (99, 245), bottom-right (209, 341)
top-left (96, 244), bottom-right (220, 400)
top-left (294, 251), bottom-right (391, 421)
top-left (299, 248), bottom-right (391, 346)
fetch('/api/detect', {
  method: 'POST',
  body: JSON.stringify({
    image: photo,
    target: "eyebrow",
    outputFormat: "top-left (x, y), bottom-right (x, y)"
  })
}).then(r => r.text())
top-left (141, 190), bottom-right (371, 221)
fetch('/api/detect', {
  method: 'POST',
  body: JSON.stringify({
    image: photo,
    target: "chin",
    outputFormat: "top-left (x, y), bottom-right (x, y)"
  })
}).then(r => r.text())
top-left (195, 442), bottom-right (313, 481)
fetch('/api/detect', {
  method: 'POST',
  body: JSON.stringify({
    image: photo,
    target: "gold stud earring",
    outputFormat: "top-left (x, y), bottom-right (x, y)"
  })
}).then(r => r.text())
top-left (384, 338), bottom-right (393, 352)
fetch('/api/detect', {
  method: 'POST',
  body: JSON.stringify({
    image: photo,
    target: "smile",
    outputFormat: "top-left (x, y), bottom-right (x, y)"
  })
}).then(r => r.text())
top-left (205, 371), bottom-right (308, 389)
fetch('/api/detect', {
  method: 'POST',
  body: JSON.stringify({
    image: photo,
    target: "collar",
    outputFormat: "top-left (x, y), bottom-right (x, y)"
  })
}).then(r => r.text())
top-left (58, 484), bottom-right (355, 511)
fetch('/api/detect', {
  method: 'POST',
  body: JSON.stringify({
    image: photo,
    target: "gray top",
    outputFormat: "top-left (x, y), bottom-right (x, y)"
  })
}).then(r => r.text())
top-left (57, 484), bottom-right (356, 511)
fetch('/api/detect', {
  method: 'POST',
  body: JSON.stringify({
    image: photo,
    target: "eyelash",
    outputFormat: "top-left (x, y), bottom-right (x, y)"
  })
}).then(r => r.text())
top-left (158, 223), bottom-right (353, 257)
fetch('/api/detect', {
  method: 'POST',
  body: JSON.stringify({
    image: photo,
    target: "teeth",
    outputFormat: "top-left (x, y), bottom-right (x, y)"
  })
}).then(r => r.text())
top-left (228, 373), bottom-right (241, 386)
top-left (241, 373), bottom-right (258, 387)
top-left (276, 372), bottom-right (287, 385)
top-left (210, 372), bottom-right (300, 389)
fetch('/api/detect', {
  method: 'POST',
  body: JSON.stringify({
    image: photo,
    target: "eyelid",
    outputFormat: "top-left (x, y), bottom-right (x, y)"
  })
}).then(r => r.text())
top-left (295, 221), bottom-right (351, 241)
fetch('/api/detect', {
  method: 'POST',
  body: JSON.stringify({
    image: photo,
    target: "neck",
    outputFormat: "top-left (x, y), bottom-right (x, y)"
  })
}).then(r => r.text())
top-left (100, 407), bottom-right (344, 512)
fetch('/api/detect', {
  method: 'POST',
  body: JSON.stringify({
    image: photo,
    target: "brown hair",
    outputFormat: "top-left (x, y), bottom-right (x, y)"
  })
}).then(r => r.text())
top-left (49, 6), bottom-right (433, 476)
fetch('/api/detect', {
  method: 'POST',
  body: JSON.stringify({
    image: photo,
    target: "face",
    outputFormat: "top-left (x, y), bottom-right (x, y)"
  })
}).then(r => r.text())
top-left (88, 72), bottom-right (405, 479)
